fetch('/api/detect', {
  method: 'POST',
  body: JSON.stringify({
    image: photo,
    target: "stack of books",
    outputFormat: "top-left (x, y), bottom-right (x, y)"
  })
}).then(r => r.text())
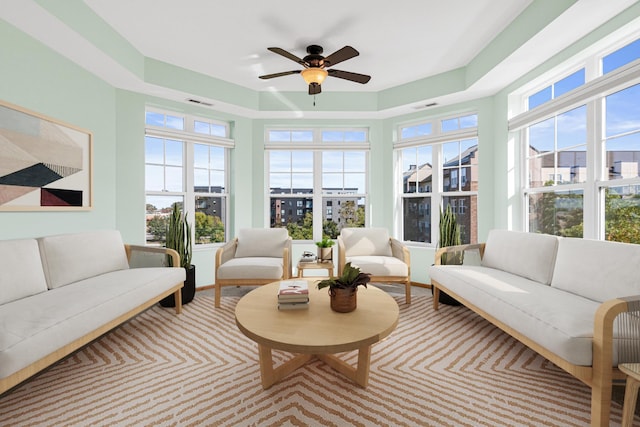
top-left (277, 279), bottom-right (309, 310)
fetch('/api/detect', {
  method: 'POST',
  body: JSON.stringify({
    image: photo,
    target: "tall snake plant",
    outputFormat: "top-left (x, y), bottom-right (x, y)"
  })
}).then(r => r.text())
top-left (438, 204), bottom-right (462, 265)
top-left (166, 203), bottom-right (192, 268)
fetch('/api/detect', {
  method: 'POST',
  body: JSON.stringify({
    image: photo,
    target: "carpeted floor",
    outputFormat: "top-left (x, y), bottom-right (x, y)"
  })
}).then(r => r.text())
top-left (0, 286), bottom-right (636, 426)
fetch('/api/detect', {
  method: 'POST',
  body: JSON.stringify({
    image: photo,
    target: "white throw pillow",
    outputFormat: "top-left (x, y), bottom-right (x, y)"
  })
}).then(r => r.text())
top-left (481, 229), bottom-right (559, 285)
top-left (341, 227), bottom-right (393, 257)
top-left (0, 238), bottom-right (48, 305)
top-left (234, 228), bottom-right (289, 258)
top-left (551, 237), bottom-right (640, 302)
top-left (38, 230), bottom-right (130, 289)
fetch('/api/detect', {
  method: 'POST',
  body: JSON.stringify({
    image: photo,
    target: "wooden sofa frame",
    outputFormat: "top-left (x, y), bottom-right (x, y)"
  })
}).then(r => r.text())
top-left (0, 245), bottom-right (183, 395)
top-left (431, 243), bottom-right (638, 427)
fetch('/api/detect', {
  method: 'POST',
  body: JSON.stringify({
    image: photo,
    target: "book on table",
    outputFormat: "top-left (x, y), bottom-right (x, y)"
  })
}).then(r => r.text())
top-left (277, 301), bottom-right (309, 310)
top-left (278, 279), bottom-right (309, 304)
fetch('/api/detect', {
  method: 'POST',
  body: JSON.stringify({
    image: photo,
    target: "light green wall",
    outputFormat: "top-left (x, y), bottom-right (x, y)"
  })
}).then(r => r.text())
top-left (2, 3), bottom-right (639, 287)
top-left (0, 19), bottom-right (117, 239)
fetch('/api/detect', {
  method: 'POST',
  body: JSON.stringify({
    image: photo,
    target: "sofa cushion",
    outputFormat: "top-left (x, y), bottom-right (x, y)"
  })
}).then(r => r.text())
top-left (216, 257), bottom-right (284, 280)
top-left (347, 255), bottom-right (408, 277)
top-left (429, 265), bottom-right (605, 366)
top-left (38, 230), bottom-right (130, 289)
top-left (481, 230), bottom-right (559, 285)
top-left (0, 266), bottom-right (185, 380)
top-left (551, 238), bottom-right (640, 302)
top-left (234, 228), bottom-right (289, 258)
top-left (341, 227), bottom-right (393, 257)
top-left (0, 239), bottom-right (48, 305)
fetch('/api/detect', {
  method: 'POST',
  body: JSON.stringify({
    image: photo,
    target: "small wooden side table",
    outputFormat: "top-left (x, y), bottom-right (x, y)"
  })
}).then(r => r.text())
top-left (619, 363), bottom-right (640, 427)
top-left (297, 260), bottom-right (334, 278)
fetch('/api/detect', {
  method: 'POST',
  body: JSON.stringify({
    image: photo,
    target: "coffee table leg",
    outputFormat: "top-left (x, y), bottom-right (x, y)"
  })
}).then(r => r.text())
top-left (355, 345), bottom-right (372, 388)
top-left (315, 344), bottom-right (372, 388)
top-left (257, 344), bottom-right (312, 389)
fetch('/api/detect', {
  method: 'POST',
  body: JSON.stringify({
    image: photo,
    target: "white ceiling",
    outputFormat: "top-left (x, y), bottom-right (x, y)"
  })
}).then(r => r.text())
top-left (2, 0), bottom-right (639, 117)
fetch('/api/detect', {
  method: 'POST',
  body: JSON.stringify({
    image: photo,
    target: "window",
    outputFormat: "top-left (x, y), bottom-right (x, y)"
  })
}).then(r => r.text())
top-left (266, 128), bottom-right (369, 240)
top-left (396, 113), bottom-right (479, 244)
top-left (511, 35), bottom-right (640, 243)
top-left (145, 109), bottom-right (232, 246)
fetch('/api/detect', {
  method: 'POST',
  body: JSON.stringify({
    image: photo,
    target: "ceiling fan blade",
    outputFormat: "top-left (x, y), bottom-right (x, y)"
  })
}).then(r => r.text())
top-left (309, 83), bottom-right (322, 95)
top-left (327, 69), bottom-right (371, 84)
top-left (267, 47), bottom-right (307, 66)
top-left (259, 70), bottom-right (301, 80)
top-left (323, 46), bottom-right (359, 68)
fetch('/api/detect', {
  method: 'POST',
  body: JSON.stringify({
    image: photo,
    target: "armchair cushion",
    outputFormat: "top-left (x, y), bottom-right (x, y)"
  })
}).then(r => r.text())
top-left (234, 228), bottom-right (289, 258)
top-left (341, 227), bottom-right (393, 257)
top-left (347, 256), bottom-right (408, 277)
top-left (216, 257), bottom-right (284, 280)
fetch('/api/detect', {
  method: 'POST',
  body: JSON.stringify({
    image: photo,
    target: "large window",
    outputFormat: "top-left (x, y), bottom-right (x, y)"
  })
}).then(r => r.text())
top-left (145, 109), bottom-right (232, 246)
top-left (512, 35), bottom-right (640, 243)
top-left (266, 129), bottom-right (368, 240)
top-left (397, 114), bottom-right (479, 245)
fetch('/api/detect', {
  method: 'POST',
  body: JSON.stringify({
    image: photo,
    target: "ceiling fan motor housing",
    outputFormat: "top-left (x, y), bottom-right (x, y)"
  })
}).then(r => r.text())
top-left (304, 45), bottom-right (325, 68)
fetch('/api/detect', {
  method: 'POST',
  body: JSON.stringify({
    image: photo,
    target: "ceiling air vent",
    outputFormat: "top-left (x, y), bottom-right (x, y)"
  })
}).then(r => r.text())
top-left (413, 102), bottom-right (437, 110)
top-left (186, 98), bottom-right (214, 107)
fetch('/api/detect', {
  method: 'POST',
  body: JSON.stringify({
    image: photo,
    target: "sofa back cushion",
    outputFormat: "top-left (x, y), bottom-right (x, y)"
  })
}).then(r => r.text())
top-left (481, 229), bottom-right (560, 285)
top-left (0, 238), bottom-right (48, 305)
top-left (341, 227), bottom-right (393, 257)
top-left (38, 230), bottom-right (129, 289)
top-left (551, 237), bottom-right (640, 302)
top-left (234, 228), bottom-right (289, 258)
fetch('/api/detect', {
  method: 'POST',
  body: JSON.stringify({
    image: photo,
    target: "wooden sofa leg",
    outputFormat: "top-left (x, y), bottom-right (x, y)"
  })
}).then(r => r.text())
top-left (432, 287), bottom-right (440, 311)
top-left (215, 283), bottom-right (221, 308)
top-left (405, 281), bottom-right (411, 305)
top-left (591, 382), bottom-right (612, 427)
top-left (174, 288), bottom-right (182, 315)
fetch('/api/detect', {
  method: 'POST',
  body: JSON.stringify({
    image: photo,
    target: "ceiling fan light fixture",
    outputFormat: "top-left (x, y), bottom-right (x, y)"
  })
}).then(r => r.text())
top-left (301, 68), bottom-right (328, 85)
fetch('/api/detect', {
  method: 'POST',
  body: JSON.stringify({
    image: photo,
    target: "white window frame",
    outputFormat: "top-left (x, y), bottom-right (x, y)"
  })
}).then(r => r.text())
top-left (509, 32), bottom-right (640, 240)
top-left (395, 112), bottom-right (479, 246)
top-left (265, 128), bottom-right (370, 242)
top-left (145, 108), bottom-right (233, 247)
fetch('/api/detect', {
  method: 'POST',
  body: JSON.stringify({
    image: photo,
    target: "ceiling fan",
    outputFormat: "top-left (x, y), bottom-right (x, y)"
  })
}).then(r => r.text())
top-left (259, 44), bottom-right (371, 95)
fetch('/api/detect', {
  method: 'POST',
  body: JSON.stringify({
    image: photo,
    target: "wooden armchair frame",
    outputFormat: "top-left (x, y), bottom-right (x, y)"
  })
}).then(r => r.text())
top-left (214, 237), bottom-right (292, 308)
top-left (337, 236), bottom-right (411, 304)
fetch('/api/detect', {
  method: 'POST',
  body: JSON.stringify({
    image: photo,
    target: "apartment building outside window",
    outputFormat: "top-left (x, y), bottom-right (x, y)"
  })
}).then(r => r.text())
top-left (396, 113), bottom-right (479, 245)
top-left (510, 34), bottom-right (640, 243)
top-left (266, 128), bottom-right (368, 241)
top-left (145, 109), bottom-right (232, 246)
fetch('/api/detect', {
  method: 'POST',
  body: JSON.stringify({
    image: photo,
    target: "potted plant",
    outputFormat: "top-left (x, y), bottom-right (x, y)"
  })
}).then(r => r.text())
top-left (317, 262), bottom-right (371, 312)
top-left (315, 236), bottom-right (335, 262)
top-left (433, 204), bottom-right (462, 306)
top-left (160, 203), bottom-right (196, 307)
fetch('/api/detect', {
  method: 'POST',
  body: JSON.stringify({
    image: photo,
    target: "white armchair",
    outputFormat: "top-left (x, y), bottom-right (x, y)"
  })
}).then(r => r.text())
top-left (338, 227), bottom-right (411, 304)
top-left (214, 228), bottom-right (292, 308)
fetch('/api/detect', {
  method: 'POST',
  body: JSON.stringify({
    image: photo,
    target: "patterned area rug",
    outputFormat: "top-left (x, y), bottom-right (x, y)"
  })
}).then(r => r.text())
top-left (0, 292), bottom-right (632, 426)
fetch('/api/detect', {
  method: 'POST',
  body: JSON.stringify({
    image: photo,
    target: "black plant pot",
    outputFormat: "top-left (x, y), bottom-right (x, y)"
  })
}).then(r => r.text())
top-left (431, 286), bottom-right (461, 306)
top-left (160, 265), bottom-right (196, 307)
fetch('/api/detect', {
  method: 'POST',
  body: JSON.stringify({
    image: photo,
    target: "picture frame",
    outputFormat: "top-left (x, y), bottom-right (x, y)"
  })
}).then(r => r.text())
top-left (0, 100), bottom-right (93, 211)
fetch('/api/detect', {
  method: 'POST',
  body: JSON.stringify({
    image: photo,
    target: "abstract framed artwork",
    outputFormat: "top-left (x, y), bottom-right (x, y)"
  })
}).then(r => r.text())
top-left (0, 100), bottom-right (92, 211)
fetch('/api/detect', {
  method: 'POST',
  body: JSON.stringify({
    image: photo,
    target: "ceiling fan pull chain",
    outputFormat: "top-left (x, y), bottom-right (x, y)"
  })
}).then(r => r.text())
top-left (313, 94), bottom-right (316, 107)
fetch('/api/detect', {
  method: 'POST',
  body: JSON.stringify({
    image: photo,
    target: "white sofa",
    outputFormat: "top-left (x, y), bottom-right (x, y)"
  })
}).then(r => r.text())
top-left (428, 229), bottom-right (640, 427)
top-left (0, 230), bottom-right (185, 395)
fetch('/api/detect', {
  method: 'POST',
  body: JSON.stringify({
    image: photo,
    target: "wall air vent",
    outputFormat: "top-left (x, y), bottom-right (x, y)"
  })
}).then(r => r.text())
top-left (413, 102), bottom-right (438, 110)
top-left (186, 98), bottom-right (214, 107)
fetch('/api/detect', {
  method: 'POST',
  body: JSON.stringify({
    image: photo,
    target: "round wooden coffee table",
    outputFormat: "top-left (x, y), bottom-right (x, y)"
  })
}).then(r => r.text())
top-left (235, 280), bottom-right (399, 389)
